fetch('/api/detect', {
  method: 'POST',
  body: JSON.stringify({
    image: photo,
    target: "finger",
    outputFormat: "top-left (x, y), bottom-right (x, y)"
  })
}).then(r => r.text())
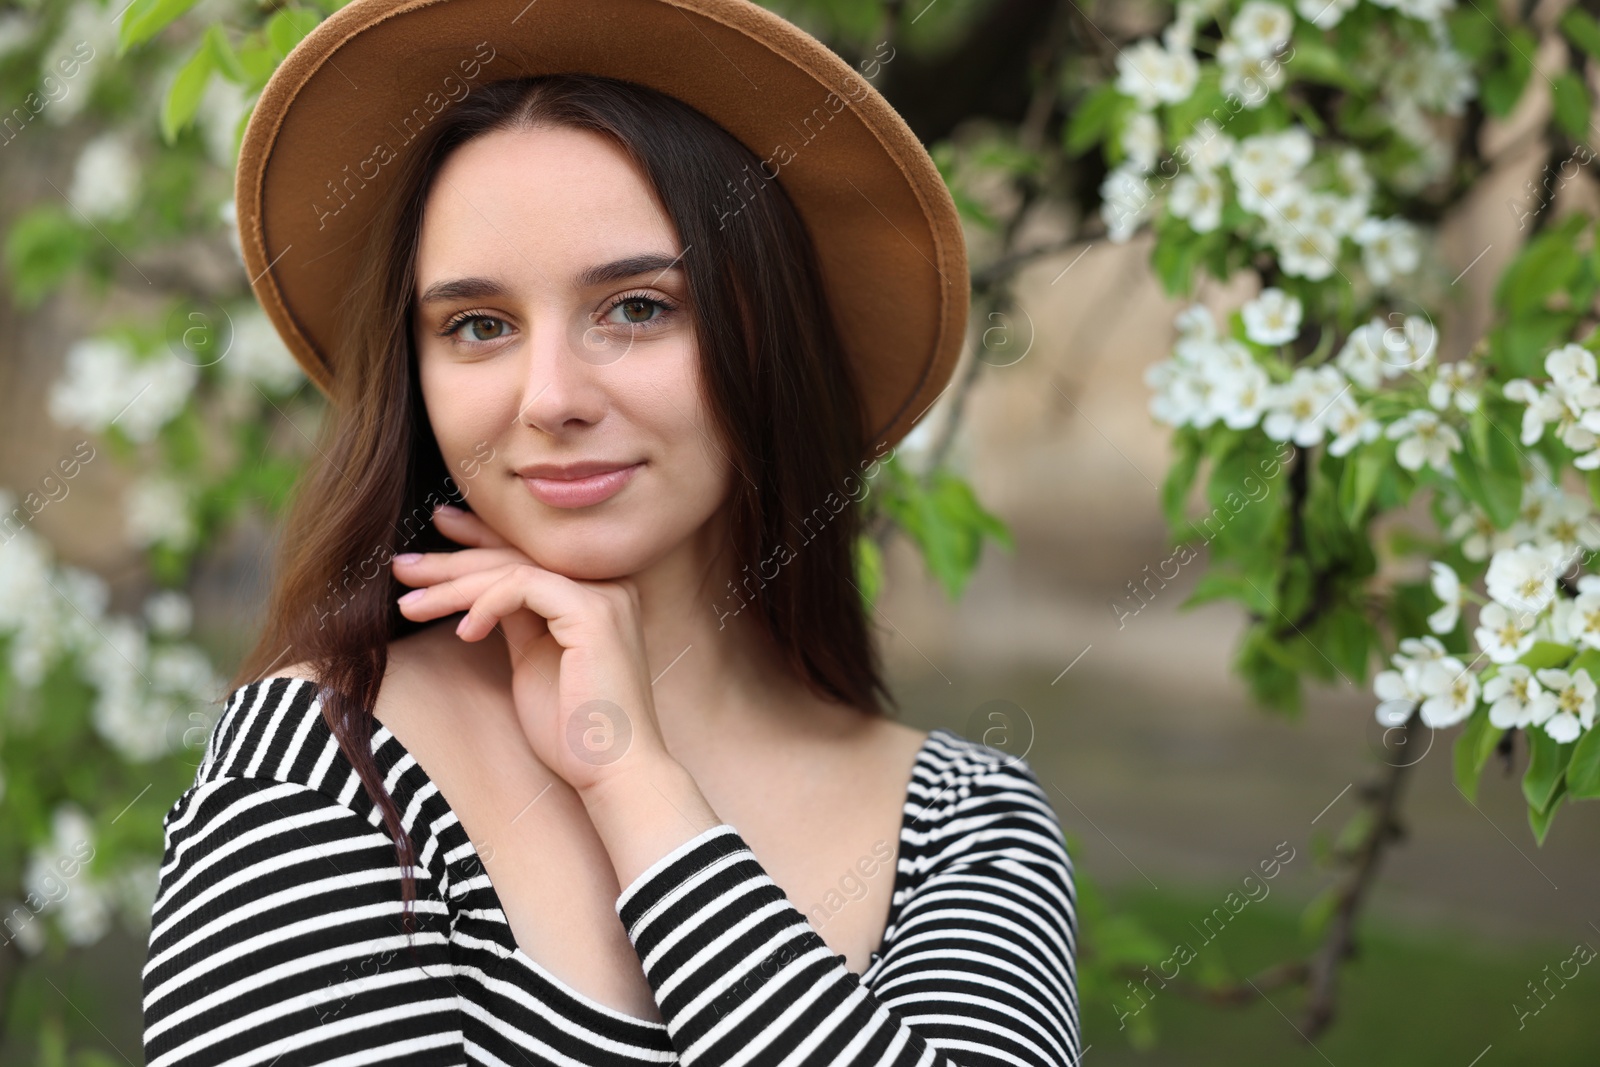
top-left (432, 503), bottom-right (514, 549)
top-left (499, 608), bottom-right (553, 678)
top-left (456, 565), bottom-right (589, 643)
top-left (395, 563), bottom-right (520, 623)
top-left (392, 545), bottom-right (529, 588)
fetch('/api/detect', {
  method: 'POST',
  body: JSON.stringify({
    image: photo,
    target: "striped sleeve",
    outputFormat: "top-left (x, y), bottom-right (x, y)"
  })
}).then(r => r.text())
top-left (141, 776), bottom-right (464, 1066)
top-left (613, 759), bottom-right (1080, 1066)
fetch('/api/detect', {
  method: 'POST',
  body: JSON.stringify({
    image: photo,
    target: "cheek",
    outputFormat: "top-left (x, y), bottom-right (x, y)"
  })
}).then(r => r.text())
top-left (419, 365), bottom-right (510, 479)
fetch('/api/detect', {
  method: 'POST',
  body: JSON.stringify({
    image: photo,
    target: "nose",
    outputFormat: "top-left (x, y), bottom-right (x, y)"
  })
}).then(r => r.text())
top-left (514, 310), bottom-right (612, 433)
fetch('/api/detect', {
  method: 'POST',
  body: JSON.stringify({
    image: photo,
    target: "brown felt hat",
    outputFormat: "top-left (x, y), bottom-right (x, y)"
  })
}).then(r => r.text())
top-left (234, 0), bottom-right (969, 451)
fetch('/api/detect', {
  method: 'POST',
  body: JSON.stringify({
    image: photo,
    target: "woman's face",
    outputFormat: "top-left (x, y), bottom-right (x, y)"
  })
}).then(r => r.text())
top-left (412, 124), bottom-right (732, 580)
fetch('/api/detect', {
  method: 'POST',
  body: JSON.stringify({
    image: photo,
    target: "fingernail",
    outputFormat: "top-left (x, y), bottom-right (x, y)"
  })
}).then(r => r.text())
top-left (435, 504), bottom-right (463, 516)
top-left (398, 589), bottom-right (425, 603)
top-left (393, 552), bottom-right (422, 564)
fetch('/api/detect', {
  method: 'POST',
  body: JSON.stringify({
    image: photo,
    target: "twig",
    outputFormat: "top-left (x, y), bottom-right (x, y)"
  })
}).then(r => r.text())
top-left (1299, 715), bottom-right (1418, 1036)
top-left (1113, 959), bottom-right (1311, 1006)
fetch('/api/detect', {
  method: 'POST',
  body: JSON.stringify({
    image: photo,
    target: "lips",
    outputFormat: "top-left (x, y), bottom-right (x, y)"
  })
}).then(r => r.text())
top-left (517, 461), bottom-right (643, 508)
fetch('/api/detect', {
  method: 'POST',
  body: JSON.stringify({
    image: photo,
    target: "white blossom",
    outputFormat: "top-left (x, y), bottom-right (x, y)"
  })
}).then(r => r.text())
top-left (1174, 303), bottom-right (1217, 341)
top-left (1415, 654), bottom-right (1480, 728)
top-left (67, 132), bottom-right (139, 220)
top-left (1339, 316), bottom-right (1435, 384)
top-left (1101, 164), bottom-right (1154, 242)
top-left (1296, 0), bottom-right (1358, 28)
top-left (1532, 667), bottom-right (1595, 743)
top-left (1475, 602), bottom-right (1538, 664)
top-left (1168, 167), bottom-right (1224, 232)
top-left (1427, 561), bottom-right (1461, 634)
top-left (1484, 664), bottom-right (1543, 729)
top-left (49, 337), bottom-right (199, 443)
top-left (0, 12), bottom-right (33, 57)
top-left (218, 309), bottom-right (305, 395)
top-left (124, 476), bottom-right (195, 551)
top-left (1485, 542), bottom-right (1567, 616)
top-left (1447, 500), bottom-right (1527, 563)
top-left (1428, 361), bottom-right (1482, 413)
top-left (23, 805), bottom-right (110, 948)
top-left (1146, 337), bottom-right (1266, 429)
top-left (143, 590), bottom-right (193, 637)
top-left (1241, 287), bottom-right (1302, 345)
top-left (1384, 409), bottom-right (1461, 473)
top-left (1325, 394), bottom-right (1383, 457)
top-left (1230, 1), bottom-right (1294, 58)
top-left (1116, 39), bottom-right (1201, 108)
top-left (1354, 217), bottom-right (1422, 286)
top-left (1121, 110), bottom-right (1162, 172)
top-left (1388, 44), bottom-right (1476, 116)
top-left (1262, 365), bottom-right (1349, 445)
top-left (1218, 38), bottom-right (1287, 106)
top-left (1535, 492), bottom-right (1600, 560)
top-left (1180, 118), bottom-right (1236, 171)
top-left (1567, 589), bottom-right (1600, 650)
top-left (41, 2), bottom-right (118, 128)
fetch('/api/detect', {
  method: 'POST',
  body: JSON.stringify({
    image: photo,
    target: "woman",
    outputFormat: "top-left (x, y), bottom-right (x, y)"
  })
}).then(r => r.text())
top-left (141, 2), bottom-right (1078, 1064)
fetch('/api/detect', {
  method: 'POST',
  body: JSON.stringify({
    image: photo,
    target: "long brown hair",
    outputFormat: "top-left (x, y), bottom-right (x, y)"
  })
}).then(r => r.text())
top-left (231, 73), bottom-right (897, 943)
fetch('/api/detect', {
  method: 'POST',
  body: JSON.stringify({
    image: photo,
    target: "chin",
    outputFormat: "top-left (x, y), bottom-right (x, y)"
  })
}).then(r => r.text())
top-left (520, 535), bottom-right (647, 583)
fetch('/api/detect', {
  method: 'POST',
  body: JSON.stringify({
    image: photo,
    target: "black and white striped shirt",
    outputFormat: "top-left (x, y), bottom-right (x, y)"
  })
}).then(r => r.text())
top-left (142, 676), bottom-right (1080, 1065)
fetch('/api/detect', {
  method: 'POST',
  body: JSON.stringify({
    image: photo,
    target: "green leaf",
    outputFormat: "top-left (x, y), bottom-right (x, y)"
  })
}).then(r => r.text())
top-left (1447, 7), bottom-right (1497, 61)
top-left (1490, 312), bottom-right (1579, 378)
top-left (117, 0), bottom-right (203, 55)
top-left (1151, 229), bottom-right (1201, 296)
top-left (1551, 71), bottom-right (1591, 142)
top-left (267, 7), bottom-right (321, 59)
top-left (1565, 724), bottom-right (1600, 797)
top-left (1160, 427), bottom-right (1203, 528)
top-left (881, 465), bottom-right (1013, 601)
top-left (161, 37), bottom-right (214, 144)
top-left (1453, 705), bottom-right (1505, 803)
top-left (1559, 8), bottom-right (1600, 62)
top-left (1284, 34), bottom-right (1359, 89)
top-left (1319, 603), bottom-right (1372, 683)
top-left (206, 24), bottom-right (249, 83)
top-left (1568, 647), bottom-right (1600, 681)
top-left (1529, 784), bottom-right (1565, 845)
top-left (3, 207), bottom-right (95, 307)
top-left (1338, 439), bottom-right (1388, 527)
top-left (1300, 882), bottom-right (1340, 940)
top-left (1481, 27), bottom-right (1536, 117)
top-left (1063, 82), bottom-right (1127, 158)
top-left (1522, 727), bottom-right (1573, 813)
top-left (1449, 446), bottom-right (1514, 531)
top-left (1517, 640), bottom-right (1576, 670)
top-left (1180, 568), bottom-right (1275, 614)
top-left (1472, 414), bottom-right (1524, 530)
top-left (853, 533), bottom-right (884, 612)
top-left (1496, 225), bottom-right (1582, 314)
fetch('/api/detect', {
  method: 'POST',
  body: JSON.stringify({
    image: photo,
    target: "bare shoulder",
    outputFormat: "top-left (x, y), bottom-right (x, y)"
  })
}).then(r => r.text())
top-left (260, 620), bottom-right (510, 726)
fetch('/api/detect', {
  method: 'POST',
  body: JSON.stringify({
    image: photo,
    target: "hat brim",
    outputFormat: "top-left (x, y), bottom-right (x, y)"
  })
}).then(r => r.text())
top-left (236, 0), bottom-right (967, 451)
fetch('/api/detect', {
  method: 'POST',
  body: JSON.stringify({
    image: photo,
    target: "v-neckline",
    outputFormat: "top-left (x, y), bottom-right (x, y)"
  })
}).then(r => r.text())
top-left (364, 707), bottom-right (949, 1034)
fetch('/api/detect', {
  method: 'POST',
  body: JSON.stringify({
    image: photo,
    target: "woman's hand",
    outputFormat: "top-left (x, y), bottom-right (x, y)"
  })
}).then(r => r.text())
top-left (391, 503), bottom-right (673, 794)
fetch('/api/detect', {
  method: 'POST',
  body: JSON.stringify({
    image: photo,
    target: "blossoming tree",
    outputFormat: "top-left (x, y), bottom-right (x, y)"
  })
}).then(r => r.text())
top-left (5, 0), bottom-right (1599, 1054)
top-left (1068, 0), bottom-right (1600, 1036)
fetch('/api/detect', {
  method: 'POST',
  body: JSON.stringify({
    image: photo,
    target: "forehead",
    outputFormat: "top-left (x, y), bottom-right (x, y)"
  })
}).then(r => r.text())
top-left (414, 124), bottom-right (679, 286)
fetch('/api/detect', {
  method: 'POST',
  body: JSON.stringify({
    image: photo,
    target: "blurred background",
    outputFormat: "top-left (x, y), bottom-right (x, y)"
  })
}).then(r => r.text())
top-left (2, 0), bottom-right (1599, 1063)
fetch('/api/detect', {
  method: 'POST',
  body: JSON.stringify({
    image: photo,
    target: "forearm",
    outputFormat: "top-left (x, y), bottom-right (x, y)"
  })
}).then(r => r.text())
top-left (578, 754), bottom-right (724, 892)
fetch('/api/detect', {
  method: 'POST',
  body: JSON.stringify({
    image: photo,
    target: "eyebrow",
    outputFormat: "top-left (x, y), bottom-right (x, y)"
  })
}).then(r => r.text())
top-left (417, 252), bottom-right (686, 306)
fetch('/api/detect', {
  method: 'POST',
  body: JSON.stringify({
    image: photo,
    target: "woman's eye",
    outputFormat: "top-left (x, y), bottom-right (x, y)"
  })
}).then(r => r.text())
top-left (603, 295), bottom-right (676, 327)
top-left (441, 314), bottom-right (509, 344)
